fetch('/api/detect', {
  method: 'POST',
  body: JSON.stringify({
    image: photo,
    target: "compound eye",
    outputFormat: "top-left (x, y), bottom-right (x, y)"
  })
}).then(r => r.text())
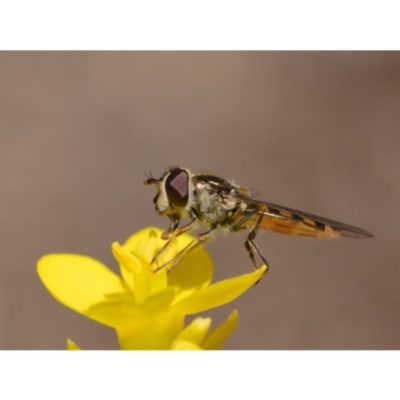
top-left (165, 169), bottom-right (189, 207)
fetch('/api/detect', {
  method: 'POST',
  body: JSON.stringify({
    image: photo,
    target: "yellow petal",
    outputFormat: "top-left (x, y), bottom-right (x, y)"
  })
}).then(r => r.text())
top-left (170, 340), bottom-right (202, 350)
top-left (86, 288), bottom-right (176, 328)
top-left (136, 229), bottom-right (158, 265)
top-left (67, 338), bottom-right (82, 350)
top-left (37, 254), bottom-right (128, 313)
top-left (168, 243), bottom-right (213, 304)
top-left (117, 311), bottom-right (185, 350)
top-left (123, 227), bottom-right (163, 255)
top-left (175, 317), bottom-right (211, 346)
top-left (112, 241), bottom-right (143, 275)
top-left (112, 242), bottom-right (152, 303)
top-left (202, 310), bottom-right (239, 350)
top-left (173, 265), bottom-right (267, 315)
top-left (123, 227), bottom-right (214, 302)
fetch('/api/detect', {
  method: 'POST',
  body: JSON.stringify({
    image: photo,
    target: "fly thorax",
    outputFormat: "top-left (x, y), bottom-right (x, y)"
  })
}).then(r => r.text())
top-left (222, 196), bottom-right (239, 211)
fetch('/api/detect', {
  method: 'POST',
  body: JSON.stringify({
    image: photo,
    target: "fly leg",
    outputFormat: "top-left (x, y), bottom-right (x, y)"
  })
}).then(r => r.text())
top-left (151, 213), bottom-right (197, 265)
top-left (229, 208), bottom-right (269, 274)
top-left (153, 224), bottom-right (217, 273)
top-left (160, 212), bottom-right (198, 240)
top-left (245, 214), bottom-right (269, 272)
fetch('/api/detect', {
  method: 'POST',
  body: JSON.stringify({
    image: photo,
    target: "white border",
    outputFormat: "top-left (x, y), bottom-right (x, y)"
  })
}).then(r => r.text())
top-left (1, 351), bottom-right (399, 399)
top-left (1, 0), bottom-right (399, 50)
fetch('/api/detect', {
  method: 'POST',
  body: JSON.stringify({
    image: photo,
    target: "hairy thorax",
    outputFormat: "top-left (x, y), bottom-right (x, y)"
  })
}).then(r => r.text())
top-left (192, 176), bottom-right (242, 226)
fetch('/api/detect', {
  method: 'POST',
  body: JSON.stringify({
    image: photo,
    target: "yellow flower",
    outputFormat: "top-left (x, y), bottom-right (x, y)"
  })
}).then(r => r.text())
top-left (170, 309), bottom-right (239, 350)
top-left (37, 227), bottom-right (266, 350)
top-left (66, 309), bottom-right (239, 350)
top-left (66, 338), bottom-right (81, 350)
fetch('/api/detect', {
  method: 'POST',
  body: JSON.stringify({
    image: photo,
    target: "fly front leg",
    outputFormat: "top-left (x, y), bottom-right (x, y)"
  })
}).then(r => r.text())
top-left (153, 224), bottom-right (217, 273)
top-left (151, 214), bottom-right (180, 265)
top-left (161, 210), bottom-right (198, 240)
top-left (161, 214), bottom-right (180, 240)
top-left (152, 213), bottom-right (198, 265)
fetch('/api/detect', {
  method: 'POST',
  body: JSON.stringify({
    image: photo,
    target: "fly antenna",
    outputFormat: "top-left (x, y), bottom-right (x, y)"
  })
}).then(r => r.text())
top-left (144, 170), bottom-right (157, 185)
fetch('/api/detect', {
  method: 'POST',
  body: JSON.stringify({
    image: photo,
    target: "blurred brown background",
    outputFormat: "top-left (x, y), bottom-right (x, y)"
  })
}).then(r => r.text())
top-left (0, 52), bottom-right (399, 350)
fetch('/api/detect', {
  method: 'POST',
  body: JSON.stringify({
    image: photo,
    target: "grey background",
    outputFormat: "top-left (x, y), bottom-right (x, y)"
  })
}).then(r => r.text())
top-left (1, 52), bottom-right (399, 350)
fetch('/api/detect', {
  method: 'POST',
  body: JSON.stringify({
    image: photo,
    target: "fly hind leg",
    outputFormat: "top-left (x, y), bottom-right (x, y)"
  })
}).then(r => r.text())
top-left (229, 210), bottom-right (269, 274)
top-left (245, 214), bottom-right (269, 272)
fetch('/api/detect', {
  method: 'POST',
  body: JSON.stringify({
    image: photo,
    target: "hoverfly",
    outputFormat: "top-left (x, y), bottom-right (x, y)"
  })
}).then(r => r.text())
top-left (144, 167), bottom-right (373, 273)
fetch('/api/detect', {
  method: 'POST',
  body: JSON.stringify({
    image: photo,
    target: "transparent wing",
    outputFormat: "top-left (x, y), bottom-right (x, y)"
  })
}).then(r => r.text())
top-left (229, 197), bottom-right (373, 239)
